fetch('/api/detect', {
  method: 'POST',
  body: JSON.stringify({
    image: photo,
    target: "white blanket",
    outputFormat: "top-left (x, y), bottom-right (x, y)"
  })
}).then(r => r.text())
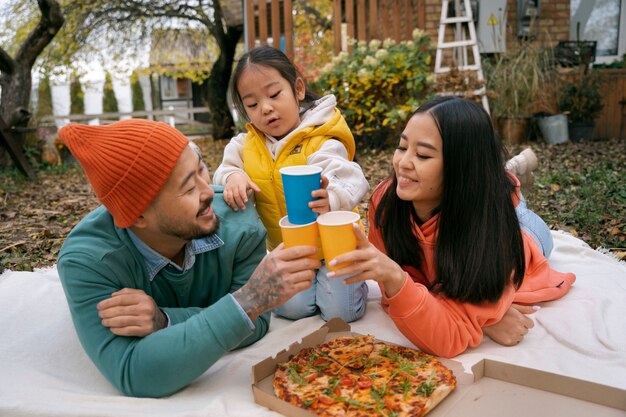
top-left (1, 231), bottom-right (625, 417)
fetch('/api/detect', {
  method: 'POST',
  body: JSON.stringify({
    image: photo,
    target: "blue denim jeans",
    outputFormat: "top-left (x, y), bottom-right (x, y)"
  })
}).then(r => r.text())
top-left (516, 193), bottom-right (553, 257)
top-left (273, 262), bottom-right (369, 323)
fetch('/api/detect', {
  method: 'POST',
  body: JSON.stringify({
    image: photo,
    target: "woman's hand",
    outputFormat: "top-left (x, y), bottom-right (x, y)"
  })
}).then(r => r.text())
top-left (224, 172), bottom-right (260, 211)
top-left (327, 224), bottom-right (407, 297)
top-left (309, 175), bottom-right (331, 215)
top-left (483, 304), bottom-right (538, 346)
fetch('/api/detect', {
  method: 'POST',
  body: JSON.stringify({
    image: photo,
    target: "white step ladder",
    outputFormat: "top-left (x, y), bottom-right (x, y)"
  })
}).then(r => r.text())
top-left (434, 0), bottom-right (490, 114)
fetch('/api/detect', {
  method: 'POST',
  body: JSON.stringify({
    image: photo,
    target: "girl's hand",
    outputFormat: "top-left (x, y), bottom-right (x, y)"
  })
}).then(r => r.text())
top-left (309, 175), bottom-right (330, 215)
top-left (327, 224), bottom-right (406, 297)
top-left (224, 172), bottom-right (261, 211)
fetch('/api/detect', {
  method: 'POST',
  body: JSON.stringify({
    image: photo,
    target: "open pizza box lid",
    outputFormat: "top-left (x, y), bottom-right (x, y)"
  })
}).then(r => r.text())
top-left (252, 318), bottom-right (626, 417)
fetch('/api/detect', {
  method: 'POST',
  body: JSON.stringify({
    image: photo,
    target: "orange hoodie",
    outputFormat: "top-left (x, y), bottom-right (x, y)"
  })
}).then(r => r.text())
top-left (368, 179), bottom-right (576, 358)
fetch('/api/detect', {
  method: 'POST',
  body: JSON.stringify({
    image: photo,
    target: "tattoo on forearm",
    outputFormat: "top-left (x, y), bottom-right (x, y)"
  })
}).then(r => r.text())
top-left (233, 254), bottom-right (288, 320)
top-left (153, 308), bottom-right (168, 331)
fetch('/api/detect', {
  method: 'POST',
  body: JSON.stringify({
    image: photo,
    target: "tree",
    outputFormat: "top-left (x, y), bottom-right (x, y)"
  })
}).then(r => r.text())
top-left (59, 0), bottom-right (242, 139)
top-left (292, 0), bottom-right (334, 81)
top-left (0, 0), bottom-right (64, 130)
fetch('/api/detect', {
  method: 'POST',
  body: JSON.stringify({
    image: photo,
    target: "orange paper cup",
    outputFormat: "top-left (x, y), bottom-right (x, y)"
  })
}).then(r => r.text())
top-left (316, 211), bottom-right (361, 271)
top-left (279, 216), bottom-right (320, 259)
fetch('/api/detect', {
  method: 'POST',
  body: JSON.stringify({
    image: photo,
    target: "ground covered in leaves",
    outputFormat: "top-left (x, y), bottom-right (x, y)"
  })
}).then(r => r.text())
top-left (1, 137), bottom-right (624, 273)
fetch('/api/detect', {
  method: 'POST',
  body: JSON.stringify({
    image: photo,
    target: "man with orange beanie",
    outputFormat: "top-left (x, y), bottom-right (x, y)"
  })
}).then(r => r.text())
top-left (57, 119), bottom-right (320, 398)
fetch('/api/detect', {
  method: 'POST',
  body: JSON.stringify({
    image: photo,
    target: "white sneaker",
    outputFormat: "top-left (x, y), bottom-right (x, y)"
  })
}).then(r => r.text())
top-left (505, 148), bottom-right (538, 188)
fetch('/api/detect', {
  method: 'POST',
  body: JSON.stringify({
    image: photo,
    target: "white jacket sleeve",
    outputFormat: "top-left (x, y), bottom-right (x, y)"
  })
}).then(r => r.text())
top-left (212, 133), bottom-right (247, 185)
top-left (307, 139), bottom-right (370, 211)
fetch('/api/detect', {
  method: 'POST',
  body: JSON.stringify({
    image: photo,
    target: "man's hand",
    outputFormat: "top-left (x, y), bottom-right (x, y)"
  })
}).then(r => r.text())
top-left (483, 304), bottom-right (538, 346)
top-left (97, 288), bottom-right (168, 337)
top-left (224, 172), bottom-right (261, 211)
top-left (233, 244), bottom-right (320, 321)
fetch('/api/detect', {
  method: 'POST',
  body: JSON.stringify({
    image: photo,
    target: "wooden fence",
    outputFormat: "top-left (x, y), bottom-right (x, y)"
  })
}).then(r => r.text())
top-left (556, 69), bottom-right (626, 140)
top-left (243, 0), bottom-right (425, 57)
top-left (33, 107), bottom-right (213, 160)
top-left (244, 0), bottom-right (294, 60)
top-left (39, 107), bottom-right (211, 133)
top-left (595, 69), bottom-right (626, 140)
top-left (332, 0), bottom-right (426, 54)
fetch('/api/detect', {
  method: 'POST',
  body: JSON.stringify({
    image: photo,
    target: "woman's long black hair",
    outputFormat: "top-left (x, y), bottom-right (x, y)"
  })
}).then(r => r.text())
top-left (230, 45), bottom-right (320, 122)
top-left (374, 96), bottom-right (525, 303)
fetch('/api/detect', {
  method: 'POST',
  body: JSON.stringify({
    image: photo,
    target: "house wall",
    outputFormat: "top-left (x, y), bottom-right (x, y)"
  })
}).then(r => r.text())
top-left (421, 0), bottom-right (570, 46)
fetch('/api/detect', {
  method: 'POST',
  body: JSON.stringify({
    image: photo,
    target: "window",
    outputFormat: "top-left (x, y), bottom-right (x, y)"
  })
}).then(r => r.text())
top-left (570, 0), bottom-right (626, 63)
top-left (159, 76), bottom-right (190, 100)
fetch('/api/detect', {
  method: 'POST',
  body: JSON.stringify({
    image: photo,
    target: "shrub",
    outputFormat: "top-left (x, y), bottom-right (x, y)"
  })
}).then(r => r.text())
top-left (70, 75), bottom-right (84, 115)
top-left (312, 30), bottom-right (434, 148)
top-left (558, 69), bottom-right (603, 123)
top-left (36, 75), bottom-right (53, 118)
top-left (131, 70), bottom-right (145, 113)
top-left (103, 72), bottom-right (118, 113)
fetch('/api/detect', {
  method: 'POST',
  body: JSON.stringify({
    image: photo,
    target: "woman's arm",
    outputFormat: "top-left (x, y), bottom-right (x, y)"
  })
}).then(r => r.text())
top-left (483, 304), bottom-right (537, 346)
top-left (329, 224), bottom-right (515, 358)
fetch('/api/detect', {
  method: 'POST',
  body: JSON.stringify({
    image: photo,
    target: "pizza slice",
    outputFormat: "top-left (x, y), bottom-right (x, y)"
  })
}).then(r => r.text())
top-left (344, 342), bottom-right (456, 417)
top-left (274, 347), bottom-right (357, 417)
top-left (382, 345), bottom-right (457, 417)
top-left (345, 342), bottom-right (415, 416)
top-left (314, 335), bottom-right (376, 370)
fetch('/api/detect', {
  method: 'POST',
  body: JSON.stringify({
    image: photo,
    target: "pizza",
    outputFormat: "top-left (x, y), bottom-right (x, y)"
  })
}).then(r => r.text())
top-left (273, 335), bottom-right (456, 417)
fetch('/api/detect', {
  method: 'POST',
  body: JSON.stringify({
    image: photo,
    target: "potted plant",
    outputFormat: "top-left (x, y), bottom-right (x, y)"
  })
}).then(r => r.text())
top-left (558, 68), bottom-right (604, 141)
top-left (484, 42), bottom-right (554, 144)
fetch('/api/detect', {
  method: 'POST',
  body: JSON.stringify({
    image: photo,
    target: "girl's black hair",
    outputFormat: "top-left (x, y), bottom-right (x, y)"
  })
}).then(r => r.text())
top-left (375, 96), bottom-right (525, 303)
top-left (230, 45), bottom-right (320, 121)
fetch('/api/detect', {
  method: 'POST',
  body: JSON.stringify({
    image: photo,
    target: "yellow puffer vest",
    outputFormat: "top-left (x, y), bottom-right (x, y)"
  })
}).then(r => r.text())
top-left (242, 108), bottom-right (356, 251)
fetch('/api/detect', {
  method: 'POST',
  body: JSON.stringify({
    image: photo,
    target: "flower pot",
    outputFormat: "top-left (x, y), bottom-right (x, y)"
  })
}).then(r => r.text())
top-left (499, 117), bottom-right (529, 144)
top-left (568, 121), bottom-right (595, 142)
top-left (537, 114), bottom-right (569, 145)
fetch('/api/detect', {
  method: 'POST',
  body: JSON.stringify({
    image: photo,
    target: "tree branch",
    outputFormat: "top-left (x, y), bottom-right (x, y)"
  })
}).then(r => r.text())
top-left (15, 0), bottom-right (65, 68)
top-left (0, 47), bottom-right (15, 75)
top-left (209, 0), bottom-right (227, 47)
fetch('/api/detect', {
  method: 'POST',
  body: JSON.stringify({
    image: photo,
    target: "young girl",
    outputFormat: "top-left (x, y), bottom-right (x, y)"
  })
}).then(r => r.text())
top-left (213, 46), bottom-right (370, 323)
top-left (326, 96), bottom-right (576, 357)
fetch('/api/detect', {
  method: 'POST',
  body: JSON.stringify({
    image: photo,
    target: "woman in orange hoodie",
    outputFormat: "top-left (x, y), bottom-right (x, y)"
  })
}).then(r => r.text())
top-left (327, 96), bottom-right (576, 358)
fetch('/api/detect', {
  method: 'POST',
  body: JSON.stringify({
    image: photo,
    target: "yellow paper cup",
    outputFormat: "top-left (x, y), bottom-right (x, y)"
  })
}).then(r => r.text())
top-left (279, 216), bottom-right (319, 259)
top-left (317, 211), bottom-right (361, 271)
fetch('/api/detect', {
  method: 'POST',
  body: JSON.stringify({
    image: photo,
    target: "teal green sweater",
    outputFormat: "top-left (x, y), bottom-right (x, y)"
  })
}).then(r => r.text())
top-left (57, 187), bottom-right (270, 397)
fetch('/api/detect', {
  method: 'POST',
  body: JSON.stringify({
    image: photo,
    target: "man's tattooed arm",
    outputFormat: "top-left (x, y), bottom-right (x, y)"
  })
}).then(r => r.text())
top-left (233, 253), bottom-right (289, 321)
top-left (153, 308), bottom-right (169, 332)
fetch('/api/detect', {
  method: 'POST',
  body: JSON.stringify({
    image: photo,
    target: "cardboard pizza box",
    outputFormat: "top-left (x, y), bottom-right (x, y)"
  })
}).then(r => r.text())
top-left (251, 318), bottom-right (626, 417)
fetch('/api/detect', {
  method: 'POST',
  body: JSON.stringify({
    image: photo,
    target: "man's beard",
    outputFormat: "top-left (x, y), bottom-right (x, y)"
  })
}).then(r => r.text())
top-left (156, 199), bottom-right (220, 241)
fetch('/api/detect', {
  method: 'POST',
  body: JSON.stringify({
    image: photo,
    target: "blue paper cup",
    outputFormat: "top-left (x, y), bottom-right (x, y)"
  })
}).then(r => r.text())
top-left (280, 165), bottom-right (322, 224)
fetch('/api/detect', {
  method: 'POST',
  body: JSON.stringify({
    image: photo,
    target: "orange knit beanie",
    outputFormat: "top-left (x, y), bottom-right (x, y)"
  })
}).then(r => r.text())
top-left (58, 119), bottom-right (189, 228)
